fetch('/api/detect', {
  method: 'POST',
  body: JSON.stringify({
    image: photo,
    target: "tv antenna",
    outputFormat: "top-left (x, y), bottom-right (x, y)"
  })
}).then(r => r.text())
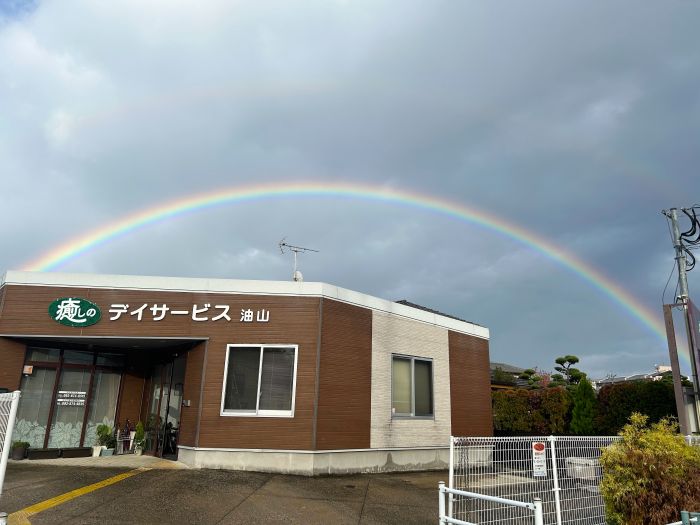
top-left (279, 239), bottom-right (319, 282)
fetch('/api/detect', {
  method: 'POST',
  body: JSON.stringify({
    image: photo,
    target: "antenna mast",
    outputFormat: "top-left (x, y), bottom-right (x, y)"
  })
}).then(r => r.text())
top-left (279, 239), bottom-right (319, 282)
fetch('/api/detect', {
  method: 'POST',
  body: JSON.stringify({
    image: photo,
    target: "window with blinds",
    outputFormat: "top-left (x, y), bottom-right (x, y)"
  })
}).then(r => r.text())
top-left (221, 345), bottom-right (298, 417)
top-left (391, 355), bottom-right (434, 418)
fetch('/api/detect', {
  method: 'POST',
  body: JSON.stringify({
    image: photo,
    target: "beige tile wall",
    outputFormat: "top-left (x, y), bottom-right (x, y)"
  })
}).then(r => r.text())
top-left (370, 312), bottom-right (451, 448)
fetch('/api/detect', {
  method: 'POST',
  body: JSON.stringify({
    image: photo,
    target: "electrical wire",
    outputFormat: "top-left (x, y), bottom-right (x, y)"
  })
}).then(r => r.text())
top-left (685, 246), bottom-right (696, 271)
top-left (662, 259), bottom-right (677, 305)
top-left (681, 207), bottom-right (700, 246)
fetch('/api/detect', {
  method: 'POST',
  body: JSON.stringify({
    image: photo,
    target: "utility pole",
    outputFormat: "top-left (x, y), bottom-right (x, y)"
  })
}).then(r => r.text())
top-left (663, 207), bottom-right (700, 434)
top-left (669, 208), bottom-right (690, 301)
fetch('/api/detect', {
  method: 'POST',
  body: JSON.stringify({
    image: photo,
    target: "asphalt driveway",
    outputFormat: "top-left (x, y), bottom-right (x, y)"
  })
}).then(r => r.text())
top-left (1, 461), bottom-right (444, 524)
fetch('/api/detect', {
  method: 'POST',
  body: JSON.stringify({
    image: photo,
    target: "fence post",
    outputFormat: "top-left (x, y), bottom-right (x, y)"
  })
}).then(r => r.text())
top-left (0, 391), bottom-right (21, 499)
top-left (438, 481), bottom-right (446, 525)
top-left (448, 436), bottom-right (454, 517)
top-left (548, 435), bottom-right (563, 525)
top-left (533, 497), bottom-right (544, 525)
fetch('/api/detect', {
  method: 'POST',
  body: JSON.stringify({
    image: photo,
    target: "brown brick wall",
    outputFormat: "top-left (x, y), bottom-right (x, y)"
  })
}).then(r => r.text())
top-left (315, 299), bottom-right (372, 450)
top-left (0, 284), bottom-right (321, 450)
top-left (0, 338), bottom-right (25, 391)
top-left (448, 331), bottom-right (492, 436)
top-left (179, 341), bottom-right (205, 447)
top-left (116, 371), bottom-right (146, 428)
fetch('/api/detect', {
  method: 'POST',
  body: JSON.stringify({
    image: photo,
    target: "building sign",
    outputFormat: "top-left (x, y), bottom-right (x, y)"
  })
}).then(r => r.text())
top-left (532, 442), bottom-right (547, 477)
top-left (56, 391), bottom-right (86, 407)
top-left (108, 304), bottom-right (270, 323)
top-left (49, 297), bottom-right (101, 327)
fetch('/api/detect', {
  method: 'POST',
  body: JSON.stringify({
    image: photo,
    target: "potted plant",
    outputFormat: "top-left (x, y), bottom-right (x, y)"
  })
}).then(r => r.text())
top-left (133, 421), bottom-right (145, 456)
top-left (96, 424), bottom-right (116, 456)
top-left (11, 441), bottom-right (29, 460)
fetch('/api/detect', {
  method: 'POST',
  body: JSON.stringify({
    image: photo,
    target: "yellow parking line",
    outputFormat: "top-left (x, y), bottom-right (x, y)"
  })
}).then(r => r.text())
top-left (8, 467), bottom-right (151, 525)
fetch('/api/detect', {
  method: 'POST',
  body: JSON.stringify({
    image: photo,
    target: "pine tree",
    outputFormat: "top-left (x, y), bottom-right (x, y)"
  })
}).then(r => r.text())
top-left (570, 378), bottom-right (596, 435)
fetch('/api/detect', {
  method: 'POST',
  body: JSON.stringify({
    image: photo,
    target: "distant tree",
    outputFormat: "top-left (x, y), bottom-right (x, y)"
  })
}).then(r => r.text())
top-left (548, 373), bottom-right (567, 388)
top-left (538, 371), bottom-right (552, 388)
top-left (658, 371), bottom-right (692, 388)
top-left (492, 366), bottom-right (516, 386)
top-left (570, 378), bottom-right (596, 435)
top-left (519, 368), bottom-right (543, 388)
top-left (554, 355), bottom-right (586, 385)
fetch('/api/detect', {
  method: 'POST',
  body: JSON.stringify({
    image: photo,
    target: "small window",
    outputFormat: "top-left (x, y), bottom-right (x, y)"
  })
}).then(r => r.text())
top-left (26, 347), bottom-right (60, 363)
top-left (221, 345), bottom-right (298, 417)
top-left (392, 355), bottom-right (433, 417)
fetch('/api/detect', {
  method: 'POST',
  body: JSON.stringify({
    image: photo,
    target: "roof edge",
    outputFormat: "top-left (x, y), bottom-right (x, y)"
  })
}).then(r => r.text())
top-left (1, 271), bottom-right (489, 339)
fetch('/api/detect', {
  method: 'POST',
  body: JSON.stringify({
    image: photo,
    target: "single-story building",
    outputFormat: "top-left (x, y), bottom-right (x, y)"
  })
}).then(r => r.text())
top-left (0, 271), bottom-right (491, 475)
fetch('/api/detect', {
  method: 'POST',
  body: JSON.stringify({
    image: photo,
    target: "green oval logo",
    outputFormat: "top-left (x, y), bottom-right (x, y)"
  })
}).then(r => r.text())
top-left (49, 298), bottom-right (101, 327)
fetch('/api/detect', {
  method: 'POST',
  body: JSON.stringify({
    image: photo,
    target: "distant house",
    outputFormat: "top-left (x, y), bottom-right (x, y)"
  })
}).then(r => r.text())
top-left (592, 365), bottom-right (677, 391)
top-left (490, 361), bottom-right (527, 389)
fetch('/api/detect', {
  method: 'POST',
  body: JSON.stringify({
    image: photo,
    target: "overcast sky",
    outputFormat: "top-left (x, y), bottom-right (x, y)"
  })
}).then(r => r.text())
top-left (1, 1), bottom-right (699, 379)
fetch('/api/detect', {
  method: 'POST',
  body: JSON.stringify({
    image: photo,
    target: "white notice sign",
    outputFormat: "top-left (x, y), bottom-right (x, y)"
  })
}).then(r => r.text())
top-left (56, 390), bottom-right (87, 407)
top-left (532, 442), bottom-right (547, 477)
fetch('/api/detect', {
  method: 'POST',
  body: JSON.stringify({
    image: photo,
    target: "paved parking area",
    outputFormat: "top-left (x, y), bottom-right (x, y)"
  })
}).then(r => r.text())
top-left (1, 460), bottom-right (445, 524)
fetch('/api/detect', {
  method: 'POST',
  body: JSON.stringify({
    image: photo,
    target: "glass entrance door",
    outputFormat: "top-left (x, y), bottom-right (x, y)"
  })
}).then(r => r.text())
top-left (144, 354), bottom-right (186, 458)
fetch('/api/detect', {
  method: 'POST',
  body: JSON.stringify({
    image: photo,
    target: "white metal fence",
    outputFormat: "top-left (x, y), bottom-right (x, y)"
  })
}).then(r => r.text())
top-left (439, 481), bottom-right (544, 525)
top-left (449, 435), bottom-right (619, 525)
top-left (0, 391), bottom-right (21, 500)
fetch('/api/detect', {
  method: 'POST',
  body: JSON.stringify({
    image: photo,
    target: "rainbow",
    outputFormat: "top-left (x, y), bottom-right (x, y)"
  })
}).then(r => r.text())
top-left (22, 181), bottom-right (667, 342)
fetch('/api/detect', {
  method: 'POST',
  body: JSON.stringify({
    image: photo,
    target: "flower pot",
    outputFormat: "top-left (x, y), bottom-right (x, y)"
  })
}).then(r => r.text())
top-left (62, 447), bottom-right (92, 458)
top-left (11, 445), bottom-right (27, 460)
top-left (92, 445), bottom-right (104, 457)
top-left (134, 446), bottom-right (143, 456)
top-left (27, 448), bottom-right (60, 460)
top-left (100, 448), bottom-right (114, 457)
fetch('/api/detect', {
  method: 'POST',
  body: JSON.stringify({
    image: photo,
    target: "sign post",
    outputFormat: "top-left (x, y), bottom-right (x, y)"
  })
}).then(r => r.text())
top-left (532, 441), bottom-right (547, 477)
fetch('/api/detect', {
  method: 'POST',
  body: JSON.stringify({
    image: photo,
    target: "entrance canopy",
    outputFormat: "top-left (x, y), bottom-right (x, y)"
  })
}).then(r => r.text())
top-left (10, 336), bottom-right (205, 451)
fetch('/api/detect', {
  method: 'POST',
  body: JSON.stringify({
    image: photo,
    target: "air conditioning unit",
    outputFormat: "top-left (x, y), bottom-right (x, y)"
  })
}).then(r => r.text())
top-left (565, 457), bottom-right (601, 481)
top-left (465, 445), bottom-right (494, 468)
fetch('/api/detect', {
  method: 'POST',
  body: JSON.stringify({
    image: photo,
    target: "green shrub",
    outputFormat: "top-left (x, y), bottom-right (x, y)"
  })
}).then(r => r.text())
top-left (12, 440), bottom-right (30, 449)
top-left (600, 413), bottom-right (700, 525)
top-left (96, 424), bottom-right (116, 448)
top-left (134, 421), bottom-right (145, 447)
top-left (570, 378), bottom-right (596, 435)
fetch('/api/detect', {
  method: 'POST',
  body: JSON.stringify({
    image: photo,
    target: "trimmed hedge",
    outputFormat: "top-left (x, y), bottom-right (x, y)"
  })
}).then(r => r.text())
top-left (595, 381), bottom-right (677, 435)
top-left (493, 381), bottom-right (677, 436)
top-left (493, 387), bottom-right (571, 435)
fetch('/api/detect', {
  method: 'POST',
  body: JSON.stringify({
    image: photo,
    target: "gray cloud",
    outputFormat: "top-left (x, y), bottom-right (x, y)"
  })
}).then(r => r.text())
top-left (1, 0), bottom-right (699, 379)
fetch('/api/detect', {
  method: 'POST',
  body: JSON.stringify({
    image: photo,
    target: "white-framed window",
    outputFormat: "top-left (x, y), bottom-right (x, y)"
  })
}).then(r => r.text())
top-left (220, 344), bottom-right (298, 417)
top-left (391, 354), bottom-right (434, 418)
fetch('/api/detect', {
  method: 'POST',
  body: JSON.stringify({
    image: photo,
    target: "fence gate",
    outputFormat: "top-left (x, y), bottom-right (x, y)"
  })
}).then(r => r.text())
top-left (0, 391), bottom-right (21, 500)
top-left (449, 435), bottom-right (619, 525)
